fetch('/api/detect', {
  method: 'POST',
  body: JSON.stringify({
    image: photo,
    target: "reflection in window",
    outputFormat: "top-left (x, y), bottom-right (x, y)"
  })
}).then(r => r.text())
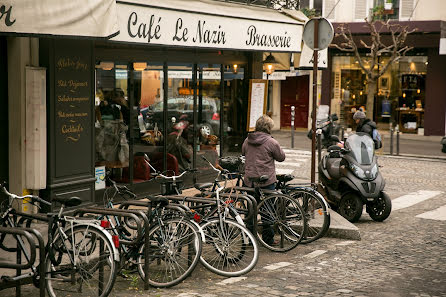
top-left (166, 64), bottom-right (193, 173)
top-left (94, 63), bottom-right (130, 183)
top-left (133, 64), bottom-right (165, 181)
top-left (223, 65), bottom-right (245, 155)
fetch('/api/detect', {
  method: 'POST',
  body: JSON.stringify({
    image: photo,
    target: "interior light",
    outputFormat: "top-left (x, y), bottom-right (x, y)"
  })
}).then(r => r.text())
top-left (352, 94), bottom-right (356, 99)
top-left (133, 62), bottom-right (147, 71)
top-left (360, 91), bottom-right (363, 95)
top-left (417, 89), bottom-right (421, 94)
top-left (403, 93), bottom-right (406, 98)
top-left (232, 64), bottom-right (238, 74)
top-left (99, 61), bottom-right (114, 71)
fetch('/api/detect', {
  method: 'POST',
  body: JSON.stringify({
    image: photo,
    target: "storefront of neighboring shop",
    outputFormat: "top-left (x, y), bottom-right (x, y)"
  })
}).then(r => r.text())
top-left (327, 21), bottom-right (446, 136)
top-left (1, 0), bottom-right (304, 208)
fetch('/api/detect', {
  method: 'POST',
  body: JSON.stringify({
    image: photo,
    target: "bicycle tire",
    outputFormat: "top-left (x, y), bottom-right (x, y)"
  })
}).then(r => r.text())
top-left (45, 224), bottom-right (118, 297)
top-left (288, 188), bottom-right (330, 244)
top-left (256, 194), bottom-right (306, 252)
top-left (137, 217), bottom-right (202, 288)
top-left (199, 218), bottom-right (258, 277)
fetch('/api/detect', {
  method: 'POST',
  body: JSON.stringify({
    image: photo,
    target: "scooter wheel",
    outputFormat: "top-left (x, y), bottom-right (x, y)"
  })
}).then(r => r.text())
top-left (367, 192), bottom-right (392, 222)
top-left (339, 193), bottom-right (363, 223)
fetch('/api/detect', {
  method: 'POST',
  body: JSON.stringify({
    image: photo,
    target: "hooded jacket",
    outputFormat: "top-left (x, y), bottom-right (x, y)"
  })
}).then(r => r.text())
top-left (242, 132), bottom-right (285, 187)
top-left (356, 118), bottom-right (376, 138)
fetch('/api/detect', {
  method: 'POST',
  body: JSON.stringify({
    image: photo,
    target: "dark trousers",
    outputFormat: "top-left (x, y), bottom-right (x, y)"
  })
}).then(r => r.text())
top-left (245, 182), bottom-right (276, 245)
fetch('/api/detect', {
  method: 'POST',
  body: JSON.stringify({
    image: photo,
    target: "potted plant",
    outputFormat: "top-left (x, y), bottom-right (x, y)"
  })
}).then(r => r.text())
top-left (384, 0), bottom-right (393, 10)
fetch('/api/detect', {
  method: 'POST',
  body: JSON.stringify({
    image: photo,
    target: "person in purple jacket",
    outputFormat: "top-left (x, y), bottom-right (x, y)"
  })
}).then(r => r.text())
top-left (242, 115), bottom-right (285, 245)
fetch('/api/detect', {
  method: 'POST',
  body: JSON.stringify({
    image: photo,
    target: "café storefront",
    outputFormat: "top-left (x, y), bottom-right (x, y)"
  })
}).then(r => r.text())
top-left (1, 0), bottom-right (304, 207)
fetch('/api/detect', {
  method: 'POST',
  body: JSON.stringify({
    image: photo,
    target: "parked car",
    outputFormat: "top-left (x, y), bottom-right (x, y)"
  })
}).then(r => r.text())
top-left (142, 96), bottom-right (221, 136)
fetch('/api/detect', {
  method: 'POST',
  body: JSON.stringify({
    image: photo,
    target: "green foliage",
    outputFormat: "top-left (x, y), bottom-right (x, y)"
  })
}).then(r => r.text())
top-left (301, 7), bottom-right (319, 18)
top-left (371, 5), bottom-right (385, 20)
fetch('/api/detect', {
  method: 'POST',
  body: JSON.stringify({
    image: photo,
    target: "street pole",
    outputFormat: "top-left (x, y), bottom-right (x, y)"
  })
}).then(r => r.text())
top-left (291, 106), bottom-right (295, 148)
top-left (311, 18), bottom-right (319, 185)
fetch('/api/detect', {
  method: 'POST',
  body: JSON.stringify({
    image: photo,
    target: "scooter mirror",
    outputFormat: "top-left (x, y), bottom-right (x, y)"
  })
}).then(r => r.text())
top-left (331, 114), bottom-right (339, 121)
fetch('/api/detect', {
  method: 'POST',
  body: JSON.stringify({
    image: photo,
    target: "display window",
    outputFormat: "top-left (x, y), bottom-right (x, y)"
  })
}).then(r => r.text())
top-left (94, 59), bottom-right (246, 191)
top-left (331, 54), bottom-right (427, 132)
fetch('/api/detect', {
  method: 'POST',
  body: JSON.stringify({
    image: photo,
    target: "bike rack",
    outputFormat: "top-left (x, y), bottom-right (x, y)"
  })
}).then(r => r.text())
top-left (0, 226), bottom-right (45, 297)
top-left (74, 207), bottom-right (150, 290)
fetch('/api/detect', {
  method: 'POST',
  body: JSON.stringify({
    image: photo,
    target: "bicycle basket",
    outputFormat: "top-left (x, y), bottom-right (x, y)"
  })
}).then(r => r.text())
top-left (219, 156), bottom-right (243, 173)
top-left (160, 180), bottom-right (183, 195)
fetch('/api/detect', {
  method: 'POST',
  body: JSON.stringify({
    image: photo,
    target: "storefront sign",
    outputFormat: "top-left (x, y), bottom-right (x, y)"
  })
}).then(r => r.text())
top-left (112, 1), bottom-right (303, 52)
top-left (54, 40), bottom-right (92, 177)
top-left (0, 0), bottom-right (118, 38)
top-left (262, 71), bottom-right (298, 80)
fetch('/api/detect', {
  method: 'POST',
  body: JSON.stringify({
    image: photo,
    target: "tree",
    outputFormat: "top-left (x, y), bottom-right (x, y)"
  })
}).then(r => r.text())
top-left (333, 17), bottom-right (415, 119)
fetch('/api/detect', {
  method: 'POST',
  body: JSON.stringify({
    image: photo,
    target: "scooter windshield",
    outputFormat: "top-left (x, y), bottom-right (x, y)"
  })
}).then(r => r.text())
top-left (345, 133), bottom-right (375, 165)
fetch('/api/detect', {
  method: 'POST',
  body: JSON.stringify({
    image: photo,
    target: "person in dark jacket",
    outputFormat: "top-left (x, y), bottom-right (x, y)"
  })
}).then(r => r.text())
top-left (353, 110), bottom-right (376, 138)
top-left (242, 115), bottom-right (285, 245)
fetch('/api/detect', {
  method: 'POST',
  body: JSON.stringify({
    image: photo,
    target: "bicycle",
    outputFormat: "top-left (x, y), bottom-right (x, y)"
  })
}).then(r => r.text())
top-left (0, 183), bottom-right (120, 297)
top-left (151, 157), bottom-right (259, 277)
top-left (211, 156), bottom-right (308, 252)
top-left (97, 174), bottom-right (203, 288)
top-left (275, 174), bottom-right (331, 244)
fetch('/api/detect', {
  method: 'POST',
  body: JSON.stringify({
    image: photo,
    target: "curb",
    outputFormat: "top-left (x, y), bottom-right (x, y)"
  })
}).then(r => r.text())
top-left (325, 211), bottom-right (361, 241)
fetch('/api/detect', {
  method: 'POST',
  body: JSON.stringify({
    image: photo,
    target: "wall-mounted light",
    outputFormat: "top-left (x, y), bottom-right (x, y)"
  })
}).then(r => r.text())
top-left (263, 53), bottom-right (277, 76)
top-left (133, 62), bottom-right (147, 71)
top-left (410, 62), bottom-right (416, 72)
top-left (99, 61), bottom-right (114, 71)
top-left (417, 89), bottom-right (421, 94)
top-left (232, 64), bottom-right (238, 74)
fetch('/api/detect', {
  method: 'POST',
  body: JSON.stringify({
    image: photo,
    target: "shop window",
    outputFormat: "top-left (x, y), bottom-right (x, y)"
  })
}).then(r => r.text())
top-left (223, 64), bottom-right (246, 155)
top-left (94, 63), bottom-right (130, 183)
top-left (166, 64), bottom-right (194, 174)
top-left (132, 63), bottom-right (165, 181)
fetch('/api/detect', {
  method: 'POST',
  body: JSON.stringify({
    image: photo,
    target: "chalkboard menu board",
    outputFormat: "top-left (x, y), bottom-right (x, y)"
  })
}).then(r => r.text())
top-left (53, 40), bottom-right (92, 178)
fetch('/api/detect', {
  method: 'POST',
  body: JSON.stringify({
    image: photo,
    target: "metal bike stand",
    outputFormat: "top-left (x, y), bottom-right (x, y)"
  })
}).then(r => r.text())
top-left (74, 207), bottom-right (150, 290)
top-left (0, 227), bottom-right (45, 297)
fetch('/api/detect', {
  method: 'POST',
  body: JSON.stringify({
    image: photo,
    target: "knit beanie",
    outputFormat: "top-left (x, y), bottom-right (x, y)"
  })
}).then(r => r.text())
top-left (353, 110), bottom-right (366, 120)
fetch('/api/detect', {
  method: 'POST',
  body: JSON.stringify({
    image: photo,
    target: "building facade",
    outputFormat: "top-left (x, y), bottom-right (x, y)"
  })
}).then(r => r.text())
top-left (302, 0), bottom-right (446, 136)
top-left (0, 0), bottom-right (304, 209)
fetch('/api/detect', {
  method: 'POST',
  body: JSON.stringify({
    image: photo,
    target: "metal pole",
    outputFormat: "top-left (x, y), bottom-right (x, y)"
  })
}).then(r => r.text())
top-left (396, 125), bottom-right (400, 156)
top-left (317, 130), bottom-right (322, 164)
top-left (291, 106), bottom-right (295, 148)
top-left (390, 127), bottom-right (394, 155)
top-left (311, 18), bottom-right (319, 184)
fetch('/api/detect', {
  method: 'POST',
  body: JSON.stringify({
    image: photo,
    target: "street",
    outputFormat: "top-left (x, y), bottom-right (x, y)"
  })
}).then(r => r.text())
top-left (6, 146), bottom-right (445, 297)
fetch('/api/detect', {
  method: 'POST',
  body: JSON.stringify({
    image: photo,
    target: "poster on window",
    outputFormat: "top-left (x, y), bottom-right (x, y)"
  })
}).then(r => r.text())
top-left (247, 79), bottom-right (268, 132)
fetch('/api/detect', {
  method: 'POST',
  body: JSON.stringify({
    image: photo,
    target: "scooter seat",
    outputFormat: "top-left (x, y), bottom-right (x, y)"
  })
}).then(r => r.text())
top-left (326, 158), bottom-right (342, 179)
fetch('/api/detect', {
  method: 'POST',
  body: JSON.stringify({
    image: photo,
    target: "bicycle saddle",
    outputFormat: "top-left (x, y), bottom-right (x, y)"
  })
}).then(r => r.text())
top-left (249, 175), bottom-right (269, 183)
top-left (276, 174), bottom-right (294, 183)
top-left (148, 196), bottom-right (169, 207)
top-left (194, 182), bottom-right (213, 191)
top-left (52, 196), bottom-right (82, 207)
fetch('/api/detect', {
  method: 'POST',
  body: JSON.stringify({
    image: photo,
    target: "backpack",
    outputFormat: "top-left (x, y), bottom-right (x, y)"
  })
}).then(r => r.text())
top-left (372, 128), bottom-right (382, 149)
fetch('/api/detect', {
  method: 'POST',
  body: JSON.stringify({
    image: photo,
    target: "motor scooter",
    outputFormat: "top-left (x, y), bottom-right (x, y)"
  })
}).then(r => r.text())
top-left (318, 133), bottom-right (391, 222)
top-left (307, 114), bottom-right (341, 149)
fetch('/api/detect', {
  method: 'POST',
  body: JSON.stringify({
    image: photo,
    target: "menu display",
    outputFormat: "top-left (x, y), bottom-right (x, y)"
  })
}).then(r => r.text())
top-left (247, 79), bottom-right (268, 131)
top-left (53, 40), bottom-right (92, 177)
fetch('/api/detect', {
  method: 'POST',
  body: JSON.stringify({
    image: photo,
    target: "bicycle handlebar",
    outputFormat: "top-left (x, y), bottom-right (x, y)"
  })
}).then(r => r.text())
top-left (1, 186), bottom-right (51, 206)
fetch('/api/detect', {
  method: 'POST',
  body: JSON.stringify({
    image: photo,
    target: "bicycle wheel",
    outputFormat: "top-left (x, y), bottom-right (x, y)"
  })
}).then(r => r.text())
top-left (256, 194), bottom-right (306, 252)
top-left (45, 224), bottom-right (118, 297)
top-left (200, 218), bottom-right (258, 277)
top-left (289, 188), bottom-right (330, 244)
top-left (137, 217), bottom-right (202, 288)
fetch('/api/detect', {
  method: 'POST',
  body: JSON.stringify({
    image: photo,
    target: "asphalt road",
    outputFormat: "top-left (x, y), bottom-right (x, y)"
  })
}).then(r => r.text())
top-left (272, 130), bottom-right (446, 159)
